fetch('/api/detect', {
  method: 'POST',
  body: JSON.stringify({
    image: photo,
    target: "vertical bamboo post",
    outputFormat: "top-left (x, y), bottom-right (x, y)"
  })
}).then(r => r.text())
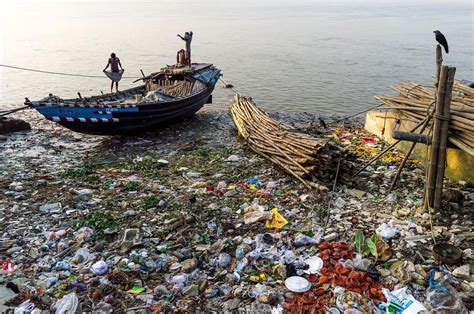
top-left (426, 65), bottom-right (449, 207)
top-left (435, 45), bottom-right (442, 92)
top-left (424, 46), bottom-right (443, 209)
top-left (433, 67), bottom-right (456, 210)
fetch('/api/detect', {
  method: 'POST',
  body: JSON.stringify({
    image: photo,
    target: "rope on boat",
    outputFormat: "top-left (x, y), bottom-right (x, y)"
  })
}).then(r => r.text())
top-left (0, 64), bottom-right (141, 79)
top-left (219, 77), bottom-right (240, 94)
top-left (0, 105), bottom-right (30, 117)
top-left (329, 103), bottom-right (385, 125)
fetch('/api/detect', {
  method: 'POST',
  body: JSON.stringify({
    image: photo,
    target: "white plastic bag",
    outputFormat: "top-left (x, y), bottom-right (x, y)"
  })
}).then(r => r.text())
top-left (54, 292), bottom-right (79, 314)
top-left (14, 300), bottom-right (35, 314)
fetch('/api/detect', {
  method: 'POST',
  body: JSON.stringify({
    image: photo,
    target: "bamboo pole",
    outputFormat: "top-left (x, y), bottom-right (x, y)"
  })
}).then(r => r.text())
top-left (427, 65), bottom-right (449, 208)
top-left (435, 45), bottom-right (442, 92)
top-left (434, 67), bottom-right (456, 210)
top-left (230, 94), bottom-right (336, 192)
top-left (388, 111), bottom-right (434, 191)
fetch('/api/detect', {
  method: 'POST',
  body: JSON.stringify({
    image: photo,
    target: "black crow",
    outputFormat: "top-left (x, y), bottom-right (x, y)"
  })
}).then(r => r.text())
top-left (318, 117), bottom-right (327, 129)
top-left (433, 30), bottom-right (449, 53)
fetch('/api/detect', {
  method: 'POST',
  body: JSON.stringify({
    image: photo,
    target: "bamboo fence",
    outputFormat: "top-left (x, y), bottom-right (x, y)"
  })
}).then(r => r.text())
top-left (375, 81), bottom-right (474, 155)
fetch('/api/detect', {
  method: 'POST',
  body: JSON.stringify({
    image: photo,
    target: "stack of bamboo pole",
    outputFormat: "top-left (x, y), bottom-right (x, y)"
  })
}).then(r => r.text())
top-left (155, 81), bottom-right (194, 98)
top-left (230, 94), bottom-right (353, 191)
top-left (375, 81), bottom-right (474, 155)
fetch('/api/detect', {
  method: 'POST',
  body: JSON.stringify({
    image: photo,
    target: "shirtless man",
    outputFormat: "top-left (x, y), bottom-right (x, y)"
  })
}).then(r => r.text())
top-left (103, 53), bottom-right (124, 92)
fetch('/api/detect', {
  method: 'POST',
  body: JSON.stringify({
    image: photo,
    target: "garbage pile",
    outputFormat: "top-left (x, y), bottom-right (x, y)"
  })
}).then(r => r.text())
top-left (1, 108), bottom-right (473, 312)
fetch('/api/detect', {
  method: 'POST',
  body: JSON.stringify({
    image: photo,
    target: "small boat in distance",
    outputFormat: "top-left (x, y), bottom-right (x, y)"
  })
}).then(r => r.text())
top-left (25, 63), bottom-right (222, 135)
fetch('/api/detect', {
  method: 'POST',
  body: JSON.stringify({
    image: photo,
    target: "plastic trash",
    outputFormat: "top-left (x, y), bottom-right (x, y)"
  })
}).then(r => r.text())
top-left (227, 155), bottom-right (240, 162)
top-left (216, 252), bottom-right (232, 268)
top-left (249, 283), bottom-right (268, 298)
top-left (127, 286), bottom-right (145, 294)
top-left (284, 276), bottom-right (311, 293)
top-left (74, 227), bottom-right (94, 241)
top-left (382, 287), bottom-right (427, 314)
top-left (265, 208), bottom-right (288, 229)
top-left (170, 273), bottom-right (189, 285)
top-left (366, 264), bottom-right (381, 281)
top-left (334, 197), bottom-right (346, 208)
top-left (75, 188), bottom-right (93, 201)
top-left (13, 300), bottom-right (35, 314)
top-left (71, 247), bottom-right (91, 264)
top-left (386, 193), bottom-right (398, 204)
top-left (90, 260), bottom-right (108, 275)
top-left (359, 136), bottom-right (377, 145)
top-left (157, 159), bottom-right (169, 165)
top-left (243, 210), bottom-right (272, 224)
top-left (336, 291), bottom-right (370, 312)
top-left (235, 257), bottom-right (249, 273)
top-left (294, 233), bottom-right (319, 247)
top-left (376, 223), bottom-right (398, 239)
top-left (121, 228), bottom-right (142, 253)
top-left (426, 270), bottom-right (468, 313)
top-left (2, 260), bottom-right (15, 273)
top-left (216, 181), bottom-right (227, 191)
top-left (266, 181), bottom-right (277, 189)
top-left (271, 304), bottom-right (284, 314)
top-left (342, 253), bottom-right (373, 271)
top-left (303, 256), bottom-right (323, 274)
top-left (39, 202), bottom-right (62, 213)
top-left (46, 276), bottom-right (59, 288)
top-left (53, 292), bottom-right (79, 314)
top-left (54, 260), bottom-right (71, 271)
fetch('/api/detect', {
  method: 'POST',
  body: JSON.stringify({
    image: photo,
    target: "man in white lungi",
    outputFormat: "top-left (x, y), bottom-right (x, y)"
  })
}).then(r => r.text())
top-left (103, 53), bottom-right (124, 93)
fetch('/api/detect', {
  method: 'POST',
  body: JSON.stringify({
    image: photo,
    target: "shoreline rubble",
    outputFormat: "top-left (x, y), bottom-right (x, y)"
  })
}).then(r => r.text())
top-left (0, 106), bottom-right (472, 312)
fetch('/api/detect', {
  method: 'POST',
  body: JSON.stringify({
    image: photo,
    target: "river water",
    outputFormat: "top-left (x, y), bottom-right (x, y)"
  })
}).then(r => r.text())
top-left (0, 0), bottom-right (472, 115)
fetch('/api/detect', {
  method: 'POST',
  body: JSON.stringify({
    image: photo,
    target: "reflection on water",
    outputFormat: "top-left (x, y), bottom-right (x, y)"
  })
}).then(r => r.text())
top-left (0, 1), bottom-right (472, 115)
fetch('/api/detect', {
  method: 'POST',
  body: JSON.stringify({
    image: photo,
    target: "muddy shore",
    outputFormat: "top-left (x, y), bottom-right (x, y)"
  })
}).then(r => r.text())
top-left (1, 106), bottom-right (473, 312)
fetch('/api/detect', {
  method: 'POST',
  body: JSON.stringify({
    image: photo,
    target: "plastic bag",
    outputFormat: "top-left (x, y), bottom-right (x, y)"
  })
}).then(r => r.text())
top-left (53, 292), bottom-right (79, 314)
top-left (294, 233), bottom-right (319, 247)
top-left (71, 247), bottom-right (91, 264)
top-left (90, 260), bottom-right (108, 275)
top-left (14, 300), bottom-right (35, 314)
top-left (382, 287), bottom-right (427, 313)
top-left (265, 208), bottom-right (288, 229)
top-left (376, 223), bottom-right (399, 239)
top-left (243, 210), bottom-right (272, 224)
top-left (249, 283), bottom-right (268, 298)
top-left (426, 279), bottom-right (467, 313)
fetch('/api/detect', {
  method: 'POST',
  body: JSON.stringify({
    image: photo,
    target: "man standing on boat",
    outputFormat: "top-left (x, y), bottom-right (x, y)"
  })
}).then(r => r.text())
top-left (103, 53), bottom-right (124, 93)
top-left (177, 31), bottom-right (193, 66)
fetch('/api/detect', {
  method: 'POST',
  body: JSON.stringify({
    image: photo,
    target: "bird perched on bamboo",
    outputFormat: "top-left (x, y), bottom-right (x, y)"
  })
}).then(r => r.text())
top-left (318, 117), bottom-right (327, 129)
top-left (433, 30), bottom-right (449, 53)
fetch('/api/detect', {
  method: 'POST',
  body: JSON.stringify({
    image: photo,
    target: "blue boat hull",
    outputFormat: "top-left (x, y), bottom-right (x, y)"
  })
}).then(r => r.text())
top-left (54, 85), bottom-right (214, 135)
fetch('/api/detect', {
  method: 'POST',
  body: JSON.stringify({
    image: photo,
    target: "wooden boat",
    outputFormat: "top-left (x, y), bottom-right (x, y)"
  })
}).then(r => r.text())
top-left (25, 63), bottom-right (222, 135)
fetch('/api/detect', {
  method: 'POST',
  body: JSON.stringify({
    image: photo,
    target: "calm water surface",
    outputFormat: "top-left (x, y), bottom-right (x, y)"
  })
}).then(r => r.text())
top-left (0, 1), bottom-right (472, 115)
